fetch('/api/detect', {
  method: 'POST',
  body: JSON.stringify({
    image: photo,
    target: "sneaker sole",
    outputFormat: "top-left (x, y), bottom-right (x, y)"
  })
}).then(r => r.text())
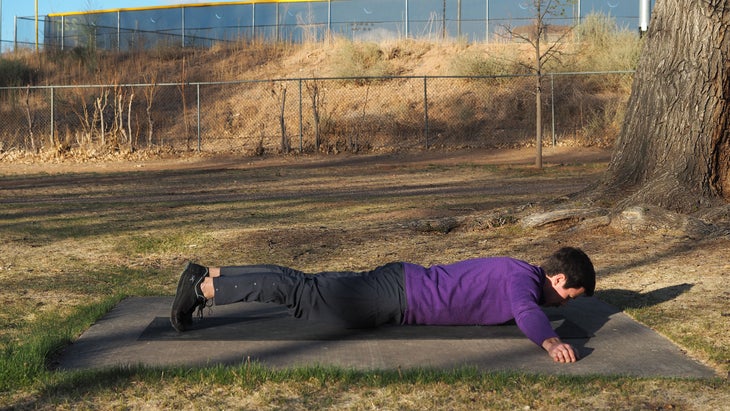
top-left (170, 262), bottom-right (194, 332)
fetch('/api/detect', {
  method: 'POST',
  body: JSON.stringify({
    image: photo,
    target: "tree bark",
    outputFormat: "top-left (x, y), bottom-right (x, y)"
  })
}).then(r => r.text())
top-left (602, 0), bottom-right (730, 212)
top-left (535, 2), bottom-right (543, 169)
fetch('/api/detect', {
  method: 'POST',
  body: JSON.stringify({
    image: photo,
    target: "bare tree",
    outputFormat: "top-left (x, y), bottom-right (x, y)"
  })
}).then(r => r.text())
top-left (270, 82), bottom-right (290, 154)
top-left (142, 71), bottom-right (158, 148)
top-left (600, 0), bottom-right (730, 213)
top-left (94, 89), bottom-right (109, 146)
top-left (110, 85), bottom-right (134, 149)
top-left (69, 88), bottom-right (95, 147)
top-left (503, 0), bottom-right (575, 168)
top-left (178, 57), bottom-right (191, 150)
top-left (24, 86), bottom-right (36, 153)
top-left (306, 79), bottom-right (323, 152)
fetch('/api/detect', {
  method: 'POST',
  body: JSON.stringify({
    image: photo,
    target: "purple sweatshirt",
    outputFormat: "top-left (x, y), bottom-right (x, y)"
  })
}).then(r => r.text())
top-left (401, 257), bottom-right (558, 346)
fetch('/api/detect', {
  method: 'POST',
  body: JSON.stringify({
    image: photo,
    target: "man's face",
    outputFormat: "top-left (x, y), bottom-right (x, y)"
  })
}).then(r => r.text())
top-left (544, 274), bottom-right (586, 307)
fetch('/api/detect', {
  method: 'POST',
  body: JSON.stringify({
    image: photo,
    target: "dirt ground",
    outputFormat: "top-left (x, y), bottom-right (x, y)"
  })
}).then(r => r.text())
top-left (0, 145), bottom-right (609, 175)
top-left (1, 146), bottom-right (728, 383)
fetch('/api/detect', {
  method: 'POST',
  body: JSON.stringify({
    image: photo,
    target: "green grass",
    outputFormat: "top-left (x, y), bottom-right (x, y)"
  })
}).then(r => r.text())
top-left (0, 295), bottom-right (121, 392)
top-left (4, 320), bottom-right (726, 410)
top-left (0, 266), bottom-right (163, 396)
top-left (121, 232), bottom-right (215, 255)
top-left (2, 265), bottom-right (726, 409)
top-left (1, 154), bottom-right (728, 409)
top-left (627, 307), bottom-right (730, 374)
top-left (3, 301), bottom-right (725, 408)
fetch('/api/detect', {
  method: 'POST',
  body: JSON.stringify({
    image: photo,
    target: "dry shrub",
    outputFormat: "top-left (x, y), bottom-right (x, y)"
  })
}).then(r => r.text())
top-left (382, 39), bottom-right (433, 61)
top-left (0, 58), bottom-right (36, 87)
top-left (331, 39), bottom-right (395, 79)
top-left (449, 44), bottom-right (528, 76)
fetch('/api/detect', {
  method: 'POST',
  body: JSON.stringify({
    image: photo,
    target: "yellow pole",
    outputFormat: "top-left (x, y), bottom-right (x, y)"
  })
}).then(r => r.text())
top-left (35, 0), bottom-right (39, 51)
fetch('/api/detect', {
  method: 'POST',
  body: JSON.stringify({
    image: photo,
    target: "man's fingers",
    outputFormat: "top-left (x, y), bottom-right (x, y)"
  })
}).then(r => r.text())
top-left (552, 344), bottom-right (578, 363)
top-left (566, 347), bottom-right (577, 362)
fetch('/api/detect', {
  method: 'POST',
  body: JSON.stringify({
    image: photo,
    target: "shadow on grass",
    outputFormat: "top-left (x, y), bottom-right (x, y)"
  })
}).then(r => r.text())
top-left (595, 283), bottom-right (694, 310)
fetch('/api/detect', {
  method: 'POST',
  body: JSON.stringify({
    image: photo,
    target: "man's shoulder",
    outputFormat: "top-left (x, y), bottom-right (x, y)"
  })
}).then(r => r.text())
top-left (458, 256), bottom-right (533, 268)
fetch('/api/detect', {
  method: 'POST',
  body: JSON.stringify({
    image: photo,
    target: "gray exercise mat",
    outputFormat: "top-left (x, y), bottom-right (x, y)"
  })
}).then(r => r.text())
top-left (54, 296), bottom-right (719, 378)
top-left (138, 303), bottom-right (591, 341)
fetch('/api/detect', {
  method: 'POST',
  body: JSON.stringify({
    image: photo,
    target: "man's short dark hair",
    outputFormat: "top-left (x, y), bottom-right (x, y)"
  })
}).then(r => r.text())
top-left (541, 247), bottom-right (596, 296)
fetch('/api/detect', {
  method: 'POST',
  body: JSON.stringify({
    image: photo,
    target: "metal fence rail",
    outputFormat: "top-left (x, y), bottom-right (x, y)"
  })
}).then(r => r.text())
top-left (0, 71), bottom-right (633, 156)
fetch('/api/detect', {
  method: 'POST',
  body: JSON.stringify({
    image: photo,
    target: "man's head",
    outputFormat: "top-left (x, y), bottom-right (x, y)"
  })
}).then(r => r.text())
top-left (541, 247), bottom-right (596, 305)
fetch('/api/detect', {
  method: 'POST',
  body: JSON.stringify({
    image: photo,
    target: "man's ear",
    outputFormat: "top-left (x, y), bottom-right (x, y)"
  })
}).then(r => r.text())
top-left (549, 273), bottom-right (566, 286)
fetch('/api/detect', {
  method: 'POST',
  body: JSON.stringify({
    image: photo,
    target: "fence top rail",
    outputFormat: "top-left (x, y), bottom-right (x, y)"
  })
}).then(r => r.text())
top-left (0, 71), bottom-right (635, 91)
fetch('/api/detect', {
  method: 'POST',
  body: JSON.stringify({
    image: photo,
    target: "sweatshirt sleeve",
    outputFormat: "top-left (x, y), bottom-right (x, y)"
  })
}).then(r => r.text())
top-left (514, 305), bottom-right (558, 346)
top-left (509, 272), bottom-right (559, 346)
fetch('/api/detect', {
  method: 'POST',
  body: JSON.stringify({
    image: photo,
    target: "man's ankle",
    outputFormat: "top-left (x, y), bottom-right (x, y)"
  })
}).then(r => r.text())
top-left (200, 277), bottom-right (215, 299)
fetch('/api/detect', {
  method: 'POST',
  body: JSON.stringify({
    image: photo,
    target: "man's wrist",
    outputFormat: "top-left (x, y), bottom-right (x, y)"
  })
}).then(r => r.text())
top-left (541, 337), bottom-right (562, 351)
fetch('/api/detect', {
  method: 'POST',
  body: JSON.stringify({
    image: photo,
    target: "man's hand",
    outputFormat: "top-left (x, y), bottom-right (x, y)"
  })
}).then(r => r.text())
top-left (542, 337), bottom-right (579, 363)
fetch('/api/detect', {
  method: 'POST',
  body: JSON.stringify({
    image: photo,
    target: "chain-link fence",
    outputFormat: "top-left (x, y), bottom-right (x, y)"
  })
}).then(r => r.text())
top-left (0, 71), bottom-right (633, 156)
top-left (15, 3), bottom-right (648, 52)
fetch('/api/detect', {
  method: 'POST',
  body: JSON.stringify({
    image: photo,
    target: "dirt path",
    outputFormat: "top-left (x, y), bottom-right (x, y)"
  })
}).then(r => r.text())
top-left (0, 146), bottom-right (611, 176)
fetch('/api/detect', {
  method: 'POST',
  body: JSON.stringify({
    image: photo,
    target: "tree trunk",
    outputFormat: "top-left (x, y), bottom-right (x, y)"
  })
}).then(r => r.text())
top-left (602, 0), bottom-right (730, 212)
top-left (534, 2), bottom-right (543, 169)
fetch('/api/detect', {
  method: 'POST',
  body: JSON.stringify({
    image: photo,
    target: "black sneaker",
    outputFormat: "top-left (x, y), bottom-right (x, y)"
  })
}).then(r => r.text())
top-left (170, 262), bottom-right (209, 332)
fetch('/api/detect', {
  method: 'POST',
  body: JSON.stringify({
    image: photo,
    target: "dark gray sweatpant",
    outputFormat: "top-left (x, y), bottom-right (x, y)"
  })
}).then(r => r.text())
top-left (213, 262), bottom-right (407, 328)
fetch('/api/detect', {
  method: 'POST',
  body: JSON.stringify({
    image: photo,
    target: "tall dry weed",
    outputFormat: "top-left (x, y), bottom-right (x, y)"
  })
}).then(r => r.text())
top-left (571, 12), bottom-right (642, 72)
top-left (332, 39), bottom-right (395, 79)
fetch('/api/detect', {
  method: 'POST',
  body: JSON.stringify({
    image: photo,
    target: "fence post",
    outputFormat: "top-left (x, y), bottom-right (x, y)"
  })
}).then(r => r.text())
top-left (50, 86), bottom-right (55, 147)
top-left (551, 73), bottom-right (556, 146)
top-left (423, 76), bottom-right (429, 149)
top-left (405, 0), bottom-right (409, 38)
top-left (485, 0), bottom-right (489, 42)
top-left (181, 7), bottom-right (186, 47)
top-left (196, 83), bottom-right (201, 152)
top-left (117, 11), bottom-right (121, 52)
top-left (299, 78), bottom-right (303, 153)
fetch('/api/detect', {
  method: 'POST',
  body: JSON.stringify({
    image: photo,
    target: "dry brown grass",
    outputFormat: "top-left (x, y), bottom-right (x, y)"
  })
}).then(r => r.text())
top-left (14, 376), bottom-right (728, 410)
top-left (0, 147), bottom-right (728, 409)
top-left (1, 34), bottom-right (635, 159)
